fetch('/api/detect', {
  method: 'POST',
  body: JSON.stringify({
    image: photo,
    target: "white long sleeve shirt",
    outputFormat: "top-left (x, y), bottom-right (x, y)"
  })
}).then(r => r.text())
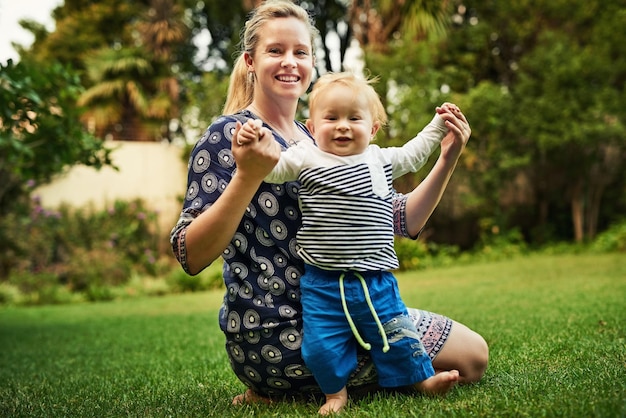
top-left (264, 114), bottom-right (447, 271)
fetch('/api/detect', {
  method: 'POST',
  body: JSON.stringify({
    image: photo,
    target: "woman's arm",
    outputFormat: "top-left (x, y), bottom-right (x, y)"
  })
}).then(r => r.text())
top-left (183, 121), bottom-right (281, 275)
top-left (404, 106), bottom-right (471, 237)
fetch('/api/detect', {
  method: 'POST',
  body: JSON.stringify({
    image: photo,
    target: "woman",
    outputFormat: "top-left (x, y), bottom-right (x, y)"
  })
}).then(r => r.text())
top-left (170, 0), bottom-right (488, 405)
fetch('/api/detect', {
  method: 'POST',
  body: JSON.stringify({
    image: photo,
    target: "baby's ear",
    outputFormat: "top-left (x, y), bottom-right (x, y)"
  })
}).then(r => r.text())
top-left (370, 121), bottom-right (381, 138)
top-left (305, 119), bottom-right (315, 135)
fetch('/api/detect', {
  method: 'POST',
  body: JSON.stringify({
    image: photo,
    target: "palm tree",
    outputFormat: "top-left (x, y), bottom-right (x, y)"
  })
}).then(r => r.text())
top-left (137, 0), bottom-right (188, 63)
top-left (78, 47), bottom-right (157, 141)
top-left (348, 0), bottom-right (452, 51)
top-left (78, 0), bottom-right (189, 141)
top-left (136, 0), bottom-right (189, 141)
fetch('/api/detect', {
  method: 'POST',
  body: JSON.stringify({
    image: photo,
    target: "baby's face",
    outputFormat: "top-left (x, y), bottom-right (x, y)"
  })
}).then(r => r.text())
top-left (307, 85), bottom-right (379, 157)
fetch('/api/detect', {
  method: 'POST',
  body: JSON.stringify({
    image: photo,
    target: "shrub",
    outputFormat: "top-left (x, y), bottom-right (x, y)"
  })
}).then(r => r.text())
top-left (473, 221), bottom-right (528, 261)
top-left (0, 196), bottom-right (162, 304)
top-left (62, 248), bottom-right (132, 291)
top-left (394, 237), bottom-right (461, 270)
top-left (591, 219), bottom-right (626, 253)
top-left (6, 271), bottom-right (82, 305)
top-left (0, 282), bottom-right (21, 305)
top-left (166, 260), bottom-right (224, 292)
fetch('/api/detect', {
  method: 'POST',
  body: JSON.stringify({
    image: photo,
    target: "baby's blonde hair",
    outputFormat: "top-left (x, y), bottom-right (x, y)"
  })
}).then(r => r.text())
top-left (223, 0), bottom-right (319, 114)
top-left (308, 72), bottom-right (388, 126)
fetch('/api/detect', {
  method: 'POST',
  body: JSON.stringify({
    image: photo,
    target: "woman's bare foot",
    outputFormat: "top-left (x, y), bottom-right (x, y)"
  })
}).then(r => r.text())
top-left (232, 388), bottom-right (271, 405)
top-left (319, 387), bottom-right (348, 415)
top-left (415, 370), bottom-right (460, 396)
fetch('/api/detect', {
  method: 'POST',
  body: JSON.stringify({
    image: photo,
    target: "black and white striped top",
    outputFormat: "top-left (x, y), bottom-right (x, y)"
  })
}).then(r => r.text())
top-left (265, 114), bottom-right (447, 272)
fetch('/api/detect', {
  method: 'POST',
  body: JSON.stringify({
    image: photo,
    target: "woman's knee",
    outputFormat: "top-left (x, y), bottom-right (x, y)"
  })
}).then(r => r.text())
top-left (465, 330), bottom-right (489, 383)
top-left (433, 321), bottom-right (489, 383)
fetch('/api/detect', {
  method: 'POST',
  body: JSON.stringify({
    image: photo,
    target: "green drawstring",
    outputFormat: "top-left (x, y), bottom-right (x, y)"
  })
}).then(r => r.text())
top-left (339, 272), bottom-right (390, 353)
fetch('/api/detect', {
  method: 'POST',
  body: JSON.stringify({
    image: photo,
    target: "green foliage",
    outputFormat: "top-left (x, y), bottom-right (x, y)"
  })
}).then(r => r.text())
top-left (0, 59), bottom-right (113, 215)
top-left (24, 0), bottom-right (191, 142)
top-left (365, 0), bottom-right (626, 247)
top-left (394, 237), bottom-right (461, 270)
top-left (0, 59), bottom-right (114, 275)
top-left (0, 193), bottom-right (227, 306)
top-left (180, 71), bottom-right (230, 147)
top-left (473, 222), bottom-right (528, 261)
top-left (165, 260), bottom-right (224, 293)
top-left (590, 219), bottom-right (626, 253)
top-left (26, 1), bottom-right (146, 71)
top-left (0, 197), bottom-right (162, 304)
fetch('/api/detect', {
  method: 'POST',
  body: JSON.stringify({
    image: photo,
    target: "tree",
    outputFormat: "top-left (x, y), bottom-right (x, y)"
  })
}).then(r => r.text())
top-left (26, 0), bottom-right (147, 74)
top-left (0, 59), bottom-right (113, 273)
top-left (77, 47), bottom-right (159, 141)
top-left (23, 0), bottom-right (195, 142)
top-left (78, 0), bottom-right (189, 141)
top-left (190, 0), bottom-right (247, 73)
top-left (349, 0), bottom-right (452, 51)
top-left (513, 30), bottom-right (625, 242)
top-left (0, 60), bottom-right (113, 210)
top-left (361, 0), bottom-right (626, 247)
top-left (302, 0), bottom-right (352, 73)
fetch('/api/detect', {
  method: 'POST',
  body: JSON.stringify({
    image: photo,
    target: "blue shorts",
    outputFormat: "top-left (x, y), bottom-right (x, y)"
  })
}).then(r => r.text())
top-left (300, 265), bottom-right (435, 394)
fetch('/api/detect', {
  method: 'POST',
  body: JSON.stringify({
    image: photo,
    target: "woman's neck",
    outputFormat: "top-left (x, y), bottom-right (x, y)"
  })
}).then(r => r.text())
top-left (247, 99), bottom-right (299, 142)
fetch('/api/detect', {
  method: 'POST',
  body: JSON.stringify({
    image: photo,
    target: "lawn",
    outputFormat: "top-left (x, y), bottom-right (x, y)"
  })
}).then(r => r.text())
top-left (1, 253), bottom-right (624, 417)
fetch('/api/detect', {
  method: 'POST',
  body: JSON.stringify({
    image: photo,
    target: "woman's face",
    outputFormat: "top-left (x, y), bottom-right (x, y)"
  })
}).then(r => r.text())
top-left (246, 17), bottom-right (314, 105)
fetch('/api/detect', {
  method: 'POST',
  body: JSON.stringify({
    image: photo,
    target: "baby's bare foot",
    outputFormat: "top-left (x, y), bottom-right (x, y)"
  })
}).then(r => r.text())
top-left (319, 388), bottom-right (348, 415)
top-left (415, 370), bottom-right (460, 396)
top-left (231, 388), bottom-right (271, 405)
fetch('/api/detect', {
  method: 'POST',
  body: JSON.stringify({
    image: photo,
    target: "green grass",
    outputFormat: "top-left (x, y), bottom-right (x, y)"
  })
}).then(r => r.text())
top-left (1, 253), bottom-right (624, 417)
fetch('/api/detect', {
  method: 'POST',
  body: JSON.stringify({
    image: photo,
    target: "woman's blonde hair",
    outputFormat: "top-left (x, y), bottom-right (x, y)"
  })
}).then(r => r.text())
top-left (308, 72), bottom-right (388, 126)
top-left (223, 0), bottom-right (319, 115)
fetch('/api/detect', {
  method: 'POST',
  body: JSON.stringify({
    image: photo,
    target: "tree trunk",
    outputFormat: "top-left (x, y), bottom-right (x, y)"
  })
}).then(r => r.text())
top-left (570, 180), bottom-right (585, 242)
top-left (585, 183), bottom-right (604, 240)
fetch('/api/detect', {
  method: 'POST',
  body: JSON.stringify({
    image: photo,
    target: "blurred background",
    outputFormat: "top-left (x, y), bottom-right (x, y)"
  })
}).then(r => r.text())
top-left (1, 0), bottom-right (624, 305)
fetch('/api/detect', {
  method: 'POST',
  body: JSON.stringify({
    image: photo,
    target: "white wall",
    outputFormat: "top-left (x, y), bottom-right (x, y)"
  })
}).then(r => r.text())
top-left (35, 141), bottom-right (189, 234)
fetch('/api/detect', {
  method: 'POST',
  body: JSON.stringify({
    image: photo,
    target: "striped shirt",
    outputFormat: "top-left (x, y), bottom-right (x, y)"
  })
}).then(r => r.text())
top-left (265, 114), bottom-right (447, 272)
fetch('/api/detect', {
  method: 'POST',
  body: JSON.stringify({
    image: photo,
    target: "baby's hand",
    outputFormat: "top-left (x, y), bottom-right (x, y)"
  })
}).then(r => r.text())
top-left (437, 102), bottom-right (460, 115)
top-left (236, 119), bottom-right (264, 145)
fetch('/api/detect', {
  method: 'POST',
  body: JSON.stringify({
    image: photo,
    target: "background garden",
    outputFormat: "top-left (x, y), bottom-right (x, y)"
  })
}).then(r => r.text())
top-left (1, 0), bottom-right (624, 305)
top-left (0, 1), bottom-right (624, 416)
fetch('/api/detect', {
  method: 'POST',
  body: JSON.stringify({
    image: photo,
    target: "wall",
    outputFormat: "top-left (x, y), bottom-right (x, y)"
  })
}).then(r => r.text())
top-left (35, 141), bottom-right (189, 235)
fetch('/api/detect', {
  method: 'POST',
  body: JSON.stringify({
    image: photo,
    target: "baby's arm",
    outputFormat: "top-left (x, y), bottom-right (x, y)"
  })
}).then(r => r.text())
top-left (393, 108), bottom-right (449, 173)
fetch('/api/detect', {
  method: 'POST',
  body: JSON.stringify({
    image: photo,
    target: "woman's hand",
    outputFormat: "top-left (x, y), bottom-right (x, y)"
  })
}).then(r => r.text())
top-left (232, 120), bottom-right (281, 181)
top-left (436, 103), bottom-right (471, 163)
top-left (183, 120), bottom-right (282, 274)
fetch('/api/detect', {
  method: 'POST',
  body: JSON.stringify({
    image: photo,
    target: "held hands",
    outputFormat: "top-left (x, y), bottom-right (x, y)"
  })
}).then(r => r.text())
top-left (435, 103), bottom-right (471, 162)
top-left (232, 119), bottom-right (281, 181)
top-left (236, 119), bottom-right (268, 145)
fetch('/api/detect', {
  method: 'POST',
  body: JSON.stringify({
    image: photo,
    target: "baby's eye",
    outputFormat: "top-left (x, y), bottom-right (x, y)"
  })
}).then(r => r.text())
top-left (296, 49), bottom-right (309, 56)
top-left (268, 48), bottom-right (281, 54)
